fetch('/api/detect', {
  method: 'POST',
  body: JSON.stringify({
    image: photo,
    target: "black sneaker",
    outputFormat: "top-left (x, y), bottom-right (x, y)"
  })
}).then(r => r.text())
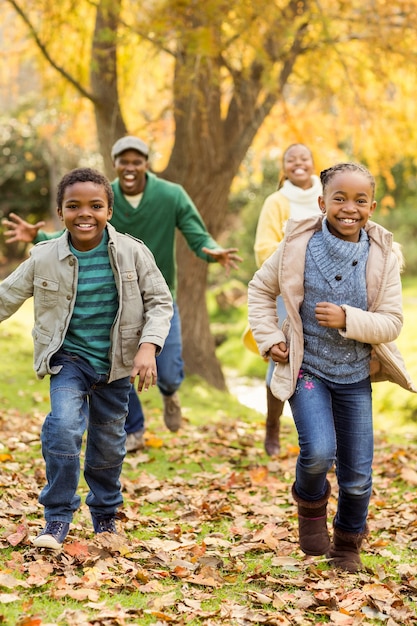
top-left (92, 515), bottom-right (117, 534)
top-left (33, 521), bottom-right (70, 549)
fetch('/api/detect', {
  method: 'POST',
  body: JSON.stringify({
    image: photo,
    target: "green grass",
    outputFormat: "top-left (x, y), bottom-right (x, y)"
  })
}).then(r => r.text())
top-left (0, 282), bottom-right (417, 625)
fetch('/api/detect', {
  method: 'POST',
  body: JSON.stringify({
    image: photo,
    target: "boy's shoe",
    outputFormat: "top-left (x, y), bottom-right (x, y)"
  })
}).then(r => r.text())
top-left (33, 521), bottom-right (70, 549)
top-left (163, 392), bottom-right (182, 432)
top-left (92, 515), bottom-right (117, 534)
top-left (125, 429), bottom-right (145, 452)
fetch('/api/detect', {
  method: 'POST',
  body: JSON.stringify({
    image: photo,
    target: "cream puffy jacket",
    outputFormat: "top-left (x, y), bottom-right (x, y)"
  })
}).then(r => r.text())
top-left (0, 224), bottom-right (173, 382)
top-left (248, 216), bottom-right (416, 401)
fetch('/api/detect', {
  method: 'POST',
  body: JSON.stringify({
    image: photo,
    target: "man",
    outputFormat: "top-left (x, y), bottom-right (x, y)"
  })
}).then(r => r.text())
top-left (2, 136), bottom-right (242, 452)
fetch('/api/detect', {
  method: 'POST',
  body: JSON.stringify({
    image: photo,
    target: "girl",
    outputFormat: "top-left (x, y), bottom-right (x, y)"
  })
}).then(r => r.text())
top-left (253, 144), bottom-right (322, 457)
top-left (248, 162), bottom-right (415, 572)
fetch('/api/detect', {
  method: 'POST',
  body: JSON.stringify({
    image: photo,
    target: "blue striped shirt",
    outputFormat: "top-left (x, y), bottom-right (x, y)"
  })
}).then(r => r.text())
top-left (63, 231), bottom-right (118, 374)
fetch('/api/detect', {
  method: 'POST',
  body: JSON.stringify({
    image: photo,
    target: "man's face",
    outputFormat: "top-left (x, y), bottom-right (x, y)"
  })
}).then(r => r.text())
top-left (114, 149), bottom-right (148, 196)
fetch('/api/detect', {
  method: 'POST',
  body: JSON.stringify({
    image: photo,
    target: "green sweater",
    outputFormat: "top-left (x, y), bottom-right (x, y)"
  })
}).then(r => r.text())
top-left (36, 172), bottom-right (220, 299)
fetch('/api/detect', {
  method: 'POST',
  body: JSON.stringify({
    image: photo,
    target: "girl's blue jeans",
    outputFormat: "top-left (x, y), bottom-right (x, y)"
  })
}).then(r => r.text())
top-left (126, 302), bottom-right (184, 433)
top-left (289, 370), bottom-right (373, 534)
top-left (39, 350), bottom-right (130, 523)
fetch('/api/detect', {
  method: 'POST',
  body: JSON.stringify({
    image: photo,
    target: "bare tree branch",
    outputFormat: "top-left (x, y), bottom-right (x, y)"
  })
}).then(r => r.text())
top-left (6, 0), bottom-right (96, 102)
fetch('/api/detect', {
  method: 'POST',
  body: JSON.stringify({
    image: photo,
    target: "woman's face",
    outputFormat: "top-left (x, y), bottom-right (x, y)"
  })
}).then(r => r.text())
top-left (283, 145), bottom-right (315, 190)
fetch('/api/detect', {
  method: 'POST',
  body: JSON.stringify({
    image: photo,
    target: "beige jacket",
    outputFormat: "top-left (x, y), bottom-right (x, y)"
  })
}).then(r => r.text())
top-left (0, 224), bottom-right (173, 382)
top-left (248, 216), bottom-right (416, 401)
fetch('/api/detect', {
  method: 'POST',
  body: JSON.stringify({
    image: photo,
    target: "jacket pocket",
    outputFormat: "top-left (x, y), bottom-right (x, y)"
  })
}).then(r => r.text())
top-left (270, 362), bottom-right (293, 402)
top-left (120, 324), bottom-right (143, 366)
top-left (33, 275), bottom-right (59, 308)
top-left (281, 318), bottom-right (291, 348)
top-left (32, 327), bottom-right (52, 372)
top-left (269, 318), bottom-right (293, 401)
top-left (121, 270), bottom-right (139, 300)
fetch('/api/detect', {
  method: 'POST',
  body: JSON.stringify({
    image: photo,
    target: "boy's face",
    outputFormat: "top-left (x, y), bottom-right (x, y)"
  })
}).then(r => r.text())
top-left (318, 171), bottom-right (376, 242)
top-left (57, 181), bottom-right (113, 251)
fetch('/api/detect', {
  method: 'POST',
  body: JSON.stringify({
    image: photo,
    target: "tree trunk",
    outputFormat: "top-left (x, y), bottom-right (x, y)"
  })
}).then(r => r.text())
top-left (162, 49), bottom-right (273, 388)
top-left (90, 0), bottom-right (126, 178)
top-left (89, 1), bottom-right (303, 389)
top-left (176, 239), bottom-right (226, 389)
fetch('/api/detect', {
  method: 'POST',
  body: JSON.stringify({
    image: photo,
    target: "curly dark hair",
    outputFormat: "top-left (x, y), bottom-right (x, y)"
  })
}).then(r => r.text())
top-left (57, 168), bottom-right (114, 209)
top-left (320, 163), bottom-right (375, 198)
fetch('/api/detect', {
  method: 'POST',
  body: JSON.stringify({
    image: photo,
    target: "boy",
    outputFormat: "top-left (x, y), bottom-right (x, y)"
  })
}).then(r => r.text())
top-left (0, 168), bottom-right (173, 548)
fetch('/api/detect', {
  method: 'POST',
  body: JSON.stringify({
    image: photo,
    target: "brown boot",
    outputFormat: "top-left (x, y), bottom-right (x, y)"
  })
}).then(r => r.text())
top-left (264, 386), bottom-right (284, 457)
top-left (292, 481), bottom-right (331, 556)
top-left (163, 392), bottom-right (182, 432)
top-left (327, 524), bottom-right (368, 573)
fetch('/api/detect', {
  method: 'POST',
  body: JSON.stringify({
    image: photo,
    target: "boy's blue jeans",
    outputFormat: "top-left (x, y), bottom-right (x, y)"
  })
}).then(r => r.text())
top-left (289, 370), bottom-right (373, 534)
top-left (126, 302), bottom-right (184, 433)
top-left (39, 350), bottom-right (130, 523)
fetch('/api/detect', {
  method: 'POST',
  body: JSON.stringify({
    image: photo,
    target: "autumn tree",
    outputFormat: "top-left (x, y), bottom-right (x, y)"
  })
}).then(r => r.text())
top-left (5, 0), bottom-right (417, 388)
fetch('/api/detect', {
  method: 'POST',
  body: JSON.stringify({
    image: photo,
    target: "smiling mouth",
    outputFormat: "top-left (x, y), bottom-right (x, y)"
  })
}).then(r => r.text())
top-left (338, 218), bottom-right (358, 224)
top-left (76, 224), bottom-right (95, 229)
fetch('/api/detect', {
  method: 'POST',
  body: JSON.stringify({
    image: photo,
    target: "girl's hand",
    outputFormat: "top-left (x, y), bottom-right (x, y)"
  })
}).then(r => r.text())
top-left (315, 302), bottom-right (346, 329)
top-left (269, 341), bottom-right (289, 363)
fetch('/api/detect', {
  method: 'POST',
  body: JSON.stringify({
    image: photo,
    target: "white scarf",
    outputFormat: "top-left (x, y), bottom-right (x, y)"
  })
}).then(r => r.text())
top-left (280, 174), bottom-right (322, 221)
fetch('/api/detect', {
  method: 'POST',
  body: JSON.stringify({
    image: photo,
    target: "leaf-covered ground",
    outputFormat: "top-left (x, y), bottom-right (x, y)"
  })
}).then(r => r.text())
top-left (1, 399), bottom-right (417, 626)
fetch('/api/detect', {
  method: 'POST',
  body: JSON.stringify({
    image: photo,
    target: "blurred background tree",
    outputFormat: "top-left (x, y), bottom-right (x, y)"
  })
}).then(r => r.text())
top-left (0, 117), bottom-right (50, 268)
top-left (2, 0), bottom-right (417, 387)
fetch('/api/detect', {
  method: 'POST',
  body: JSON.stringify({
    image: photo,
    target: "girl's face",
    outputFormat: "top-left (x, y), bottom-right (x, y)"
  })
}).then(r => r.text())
top-left (283, 145), bottom-right (314, 190)
top-left (318, 171), bottom-right (376, 242)
top-left (57, 181), bottom-right (113, 251)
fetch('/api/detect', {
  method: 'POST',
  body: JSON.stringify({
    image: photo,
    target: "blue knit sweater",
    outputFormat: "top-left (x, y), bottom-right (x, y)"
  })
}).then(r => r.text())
top-left (300, 219), bottom-right (371, 383)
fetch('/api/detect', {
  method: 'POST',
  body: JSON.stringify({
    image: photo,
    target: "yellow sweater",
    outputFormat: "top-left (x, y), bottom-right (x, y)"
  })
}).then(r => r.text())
top-left (246, 176), bottom-right (322, 356)
top-left (254, 175), bottom-right (322, 267)
top-left (254, 191), bottom-right (290, 267)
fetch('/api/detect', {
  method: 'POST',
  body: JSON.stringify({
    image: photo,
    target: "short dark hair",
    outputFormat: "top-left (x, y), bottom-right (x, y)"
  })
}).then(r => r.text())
top-left (57, 168), bottom-right (114, 209)
top-left (320, 162), bottom-right (375, 198)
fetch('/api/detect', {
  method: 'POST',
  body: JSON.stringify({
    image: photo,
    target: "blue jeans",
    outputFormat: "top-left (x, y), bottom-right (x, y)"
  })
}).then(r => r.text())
top-left (126, 302), bottom-right (184, 433)
top-left (39, 350), bottom-right (130, 523)
top-left (289, 370), bottom-right (373, 534)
